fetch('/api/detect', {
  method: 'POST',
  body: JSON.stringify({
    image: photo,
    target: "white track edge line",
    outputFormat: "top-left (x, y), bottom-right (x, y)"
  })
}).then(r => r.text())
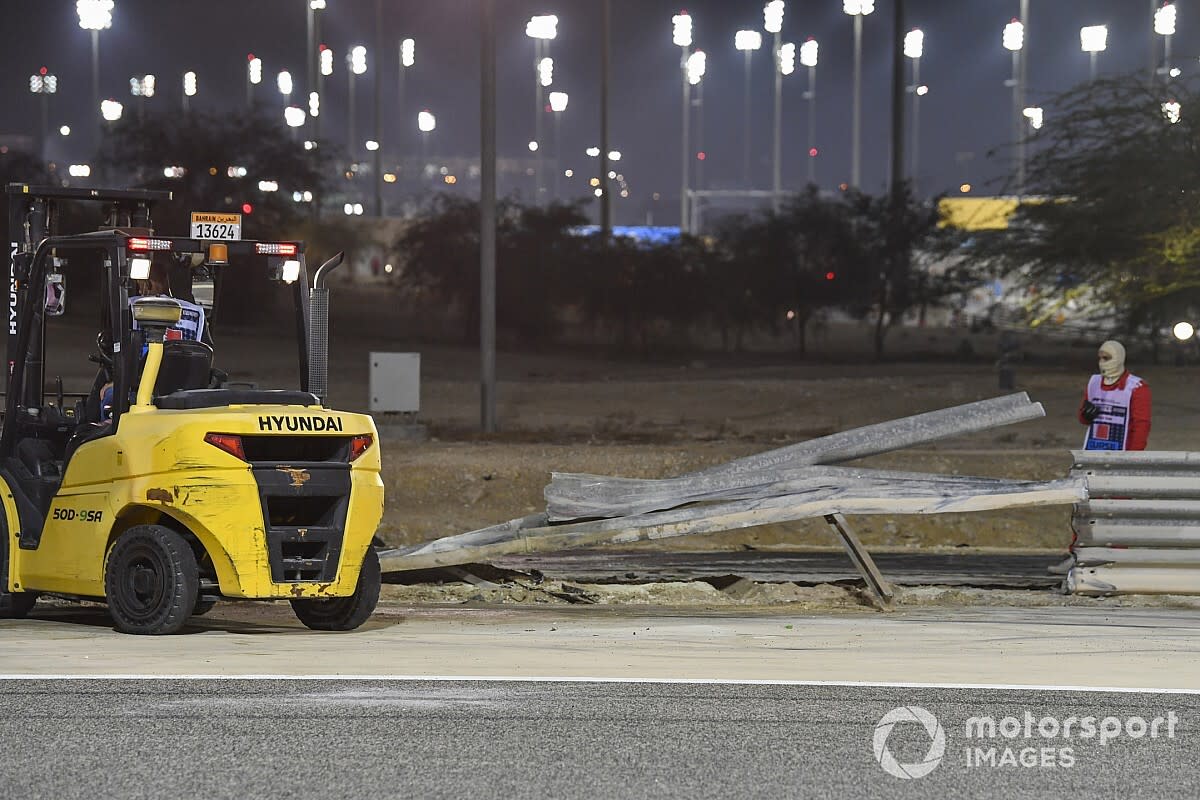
top-left (0, 675), bottom-right (1198, 693)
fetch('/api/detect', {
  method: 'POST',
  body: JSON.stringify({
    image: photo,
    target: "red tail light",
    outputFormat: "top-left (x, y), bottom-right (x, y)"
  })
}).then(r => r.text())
top-left (205, 433), bottom-right (246, 461)
top-left (349, 434), bottom-right (373, 462)
top-left (128, 237), bottom-right (173, 252)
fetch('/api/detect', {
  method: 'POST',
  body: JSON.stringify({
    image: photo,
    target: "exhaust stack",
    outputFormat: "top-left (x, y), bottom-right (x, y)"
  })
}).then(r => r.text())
top-left (308, 251), bottom-right (344, 405)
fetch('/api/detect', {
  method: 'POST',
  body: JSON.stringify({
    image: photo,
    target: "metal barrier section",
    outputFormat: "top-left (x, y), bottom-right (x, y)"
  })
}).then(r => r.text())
top-left (1069, 451), bottom-right (1200, 595)
top-left (381, 394), bottom-right (1086, 605)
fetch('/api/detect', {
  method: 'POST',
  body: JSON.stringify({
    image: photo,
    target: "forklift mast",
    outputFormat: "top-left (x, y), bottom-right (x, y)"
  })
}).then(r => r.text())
top-left (4, 184), bottom-right (172, 410)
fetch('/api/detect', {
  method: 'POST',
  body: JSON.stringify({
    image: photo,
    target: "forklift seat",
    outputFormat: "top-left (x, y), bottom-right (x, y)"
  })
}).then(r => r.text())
top-left (153, 339), bottom-right (214, 398)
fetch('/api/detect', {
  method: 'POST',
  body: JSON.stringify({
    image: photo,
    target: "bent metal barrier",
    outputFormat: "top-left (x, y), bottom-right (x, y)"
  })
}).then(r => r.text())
top-left (380, 394), bottom-right (1087, 606)
top-left (1069, 451), bottom-right (1200, 595)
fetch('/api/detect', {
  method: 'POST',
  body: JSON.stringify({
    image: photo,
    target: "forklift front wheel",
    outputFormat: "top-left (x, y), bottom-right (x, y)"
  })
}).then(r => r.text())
top-left (104, 525), bottom-right (199, 635)
top-left (290, 547), bottom-right (381, 631)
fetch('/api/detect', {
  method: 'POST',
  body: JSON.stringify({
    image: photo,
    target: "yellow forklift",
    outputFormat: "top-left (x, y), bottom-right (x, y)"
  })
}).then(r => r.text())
top-left (0, 184), bottom-right (383, 634)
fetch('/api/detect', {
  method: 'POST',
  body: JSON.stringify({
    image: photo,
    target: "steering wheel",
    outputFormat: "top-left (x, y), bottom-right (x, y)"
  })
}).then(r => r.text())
top-left (89, 332), bottom-right (114, 372)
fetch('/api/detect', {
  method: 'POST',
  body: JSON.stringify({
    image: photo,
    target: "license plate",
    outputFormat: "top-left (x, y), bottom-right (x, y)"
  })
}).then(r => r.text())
top-left (190, 212), bottom-right (242, 241)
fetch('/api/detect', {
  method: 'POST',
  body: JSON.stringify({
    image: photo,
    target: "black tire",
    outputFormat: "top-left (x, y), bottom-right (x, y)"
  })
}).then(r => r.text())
top-left (0, 519), bottom-right (38, 619)
top-left (290, 547), bottom-right (381, 631)
top-left (104, 525), bottom-right (198, 635)
top-left (192, 598), bottom-right (217, 616)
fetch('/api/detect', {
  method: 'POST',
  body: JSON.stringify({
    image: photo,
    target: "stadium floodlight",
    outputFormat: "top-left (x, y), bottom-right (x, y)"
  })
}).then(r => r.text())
top-left (350, 45), bottom-right (367, 75)
top-left (1155, 3), bottom-right (1177, 37)
top-left (779, 43), bottom-right (795, 75)
top-left (686, 50), bottom-right (707, 84)
top-left (526, 14), bottom-right (558, 40)
top-left (672, 12), bottom-right (692, 47)
top-left (763, 0), bottom-right (784, 34)
top-left (548, 91), bottom-right (568, 112)
top-left (800, 38), bottom-right (818, 67)
top-left (76, 0), bottom-right (113, 29)
top-left (904, 28), bottom-right (924, 59)
top-left (1003, 19), bottom-right (1024, 51)
top-left (735, 30), bottom-right (763, 51)
top-left (417, 109), bottom-right (436, 132)
top-left (1080, 25), bottom-right (1107, 53)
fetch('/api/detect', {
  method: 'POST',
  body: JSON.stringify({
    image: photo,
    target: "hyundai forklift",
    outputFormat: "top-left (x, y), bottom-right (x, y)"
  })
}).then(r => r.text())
top-left (0, 184), bottom-right (383, 634)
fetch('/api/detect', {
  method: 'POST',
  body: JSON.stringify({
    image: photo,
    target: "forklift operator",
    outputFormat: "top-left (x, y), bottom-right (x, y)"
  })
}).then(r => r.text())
top-left (131, 260), bottom-right (206, 344)
top-left (99, 259), bottom-right (209, 418)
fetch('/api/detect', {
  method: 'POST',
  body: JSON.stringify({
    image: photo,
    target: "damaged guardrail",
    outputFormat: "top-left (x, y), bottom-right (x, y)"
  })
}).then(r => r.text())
top-left (1069, 451), bottom-right (1200, 595)
top-left (379, 393), bottom-right (1086, 605)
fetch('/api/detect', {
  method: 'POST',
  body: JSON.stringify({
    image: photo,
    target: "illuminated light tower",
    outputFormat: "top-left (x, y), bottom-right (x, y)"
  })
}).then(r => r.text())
top-left (182, 70), bottom-right (197, 112)
top-left (1162, 100), bottom-right (1182, 124)
top-left (549, 90), bottom-right (568, 200)
top-left (29, 68), bottom-right (57, 160)
top-left (1080, 25), bottom-right (1107, 81)
top-left (1155, 3), bottom-right (1177, 82)
top-left (734, 29), bottom-right (763, 187)
top-left (129, 74), bottom-right (155, 124)
top-left (903, 29), bottom-right (923, 192)
top-left (347, 45), bottom-right (367, 160)
top-left (764, 1), bottom-right (785, 212)
top-left (1003, 18), bottom-right (1025, 194)
top-left (800, 38), bottom-right (818, 184)
top-left (844, 0), bottom-right (873, 189)
top-left (674, 10), bottom-right (693, 230)
top-left (687, 49), bottom-right (707, 204)
top-left (1023, 106), bottom-right (1044, 131)
top-left (277, 70), bottom-right (293, 107)
top-left (417, 109), bottom-right (436, 165)
top-left (526, 14), bottom-right (558, 202)
top-left (844, 0), bottom-right (873, 188)
top-left (77, 0), bottom-right (113, 146)
top-left (284, 105), bottom-right (307, 128)
top-left (397, 38), bottom-right (414, 152)
top-left (317, 44), bottom-right (333, 138)
top-left (307, 0), bottom-right (326, 122)
top-left (100, 98), bottom-right (123, 123)
top-left (775, 40), bottom-right (795, 210)
top-left (246, 54), bottom-right (262, 107)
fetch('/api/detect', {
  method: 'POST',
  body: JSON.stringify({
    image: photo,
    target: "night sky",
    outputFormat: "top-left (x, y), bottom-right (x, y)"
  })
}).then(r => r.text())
top-left (0, 0), bottom-right (1194, 223)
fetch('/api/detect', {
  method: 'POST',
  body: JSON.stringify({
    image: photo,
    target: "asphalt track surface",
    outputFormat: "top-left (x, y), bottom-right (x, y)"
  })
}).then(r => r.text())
top-left (1, 678), bottom-right (1196, 799)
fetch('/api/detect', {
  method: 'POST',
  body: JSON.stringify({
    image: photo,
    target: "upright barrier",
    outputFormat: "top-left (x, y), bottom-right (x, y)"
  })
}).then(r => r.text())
top-left (1069, 451), bottom-right (1200, 595)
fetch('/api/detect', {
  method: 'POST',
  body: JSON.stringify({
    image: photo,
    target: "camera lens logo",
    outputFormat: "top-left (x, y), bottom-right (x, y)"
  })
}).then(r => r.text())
top-left (873, 706), bottom-right (947, 779)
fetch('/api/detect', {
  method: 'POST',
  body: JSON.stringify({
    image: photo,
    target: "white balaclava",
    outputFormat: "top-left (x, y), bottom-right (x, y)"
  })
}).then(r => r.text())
top-left (1098, 340), bottom-right (1126, 382)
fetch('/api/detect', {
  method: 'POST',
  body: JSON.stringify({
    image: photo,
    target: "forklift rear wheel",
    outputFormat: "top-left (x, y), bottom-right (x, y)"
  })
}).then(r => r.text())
top-left (290, 547), bottom-right (381, 631)
top-left (105, 525), bottom-right (199, 635)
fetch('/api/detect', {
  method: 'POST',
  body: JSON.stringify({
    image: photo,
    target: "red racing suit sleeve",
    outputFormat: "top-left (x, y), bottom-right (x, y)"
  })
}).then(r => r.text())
top-left (1126, 381), bottom-right (1152, 451)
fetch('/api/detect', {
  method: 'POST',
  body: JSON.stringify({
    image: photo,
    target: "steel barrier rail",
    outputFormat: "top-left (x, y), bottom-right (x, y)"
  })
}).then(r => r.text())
top-left (1069, 450), bottom-right (1200, 595)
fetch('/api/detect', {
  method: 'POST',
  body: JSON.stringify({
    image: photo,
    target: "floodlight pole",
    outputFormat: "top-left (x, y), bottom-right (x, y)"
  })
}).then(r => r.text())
top-left (806, 62), bottom-right (816, 184)
top-left (889, 0), bottom-right (904, 196)
top-left (91, 30), bottom-right (101, 146)
top-left (481, 0), bottom-right (497, 433)
top-left (851, 13), bottom-right (863, 189)
top-left (1017, 0), bottom-right (1028, 195)
top-left (374, 0), bottom-right (384, 217)
top-left (600, 0), bottom-right (612, 236)
top-left (772, 30), bottom-right (782, 212)
top-left (681, 48), bottom-right (691, 232)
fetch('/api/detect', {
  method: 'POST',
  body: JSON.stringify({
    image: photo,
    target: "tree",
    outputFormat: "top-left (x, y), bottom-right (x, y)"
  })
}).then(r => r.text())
top-left (841, 185), bottom-right (954, 358)
top-left (98, 109), bottom-right (336, 239)
top-left (394, 196), bottom-right (592, 344)
top-left (971, 76), bottom-right (1200, 345)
